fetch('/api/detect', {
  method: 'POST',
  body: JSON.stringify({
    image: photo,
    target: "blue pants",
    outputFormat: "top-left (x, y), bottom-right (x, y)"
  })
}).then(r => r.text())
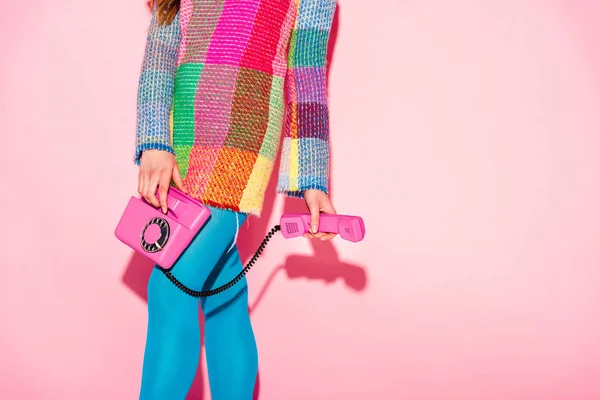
top-left (139, 207), bottom-right (257, 400)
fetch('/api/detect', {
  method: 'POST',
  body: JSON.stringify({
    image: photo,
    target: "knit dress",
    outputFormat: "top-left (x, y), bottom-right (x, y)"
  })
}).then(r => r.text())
top-left (134, 0), bottom-right (336, 217)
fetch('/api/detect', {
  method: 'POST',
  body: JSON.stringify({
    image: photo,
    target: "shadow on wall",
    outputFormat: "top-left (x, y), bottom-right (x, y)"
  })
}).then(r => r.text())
top-left (120, 3), bottom-right (366, 399)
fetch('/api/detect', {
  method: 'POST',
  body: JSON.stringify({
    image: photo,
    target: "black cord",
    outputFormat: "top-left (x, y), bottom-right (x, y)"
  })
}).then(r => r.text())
top-left (159, 225), bottom-right (281, 298)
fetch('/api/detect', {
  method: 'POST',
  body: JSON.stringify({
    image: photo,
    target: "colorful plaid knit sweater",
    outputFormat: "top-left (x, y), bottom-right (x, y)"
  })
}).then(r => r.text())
top-left (135, 0), bottom-right (335, 216)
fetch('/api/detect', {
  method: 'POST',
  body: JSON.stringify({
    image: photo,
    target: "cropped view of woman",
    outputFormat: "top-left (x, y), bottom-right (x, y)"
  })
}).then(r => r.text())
top-left (134, 0), bottom-right (337, 398)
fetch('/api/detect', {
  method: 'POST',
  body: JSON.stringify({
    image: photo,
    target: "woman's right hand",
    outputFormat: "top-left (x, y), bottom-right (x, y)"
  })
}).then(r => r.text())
top-left (138, 149), bottom-right (188, 214)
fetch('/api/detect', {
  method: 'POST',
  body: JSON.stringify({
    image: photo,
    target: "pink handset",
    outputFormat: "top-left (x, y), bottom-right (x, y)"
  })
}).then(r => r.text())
top-left (114, 187), bottom-right (211, 269)
top-left (280, 214), bottom-right (366, 242)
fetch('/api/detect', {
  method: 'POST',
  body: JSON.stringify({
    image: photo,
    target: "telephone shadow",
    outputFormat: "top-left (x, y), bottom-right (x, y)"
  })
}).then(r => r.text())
top-left (121, 3), bottom-right (359, 399)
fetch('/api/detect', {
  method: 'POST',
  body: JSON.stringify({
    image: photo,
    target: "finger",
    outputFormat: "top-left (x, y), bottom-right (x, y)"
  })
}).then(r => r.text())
top-left (304, 232), bottom-right (325, 240)
top-left (141, 171), bottom-right (151, 203)
top-left (158, 172), bottom-right (170, 214)
top-left (139, 170), bottom-right (148, 198)
top-left (138, 168), bottom-right (145, 196)
top-left (172, 165), bottom-right (188, 193)
top-left (145, 172), bottom-right (161, 208)
top-left (321, 233), bottom-right (336, 241)
top-left (308, 202), bottom-right (320, 234)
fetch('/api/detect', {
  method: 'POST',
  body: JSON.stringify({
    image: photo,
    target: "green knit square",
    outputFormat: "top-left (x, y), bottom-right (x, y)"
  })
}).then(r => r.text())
top-left (259, 76), bottom-right (285, 160)
top-left (173, 63), bottom-right (204, 146)
top-left (173, 63), bottom-right (204, 178)
top-left (291, 29), bottom-right (329, 68)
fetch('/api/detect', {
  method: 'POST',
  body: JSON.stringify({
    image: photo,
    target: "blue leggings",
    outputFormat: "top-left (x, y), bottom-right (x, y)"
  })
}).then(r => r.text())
top-left (139, 207), bottom-right (257, 400)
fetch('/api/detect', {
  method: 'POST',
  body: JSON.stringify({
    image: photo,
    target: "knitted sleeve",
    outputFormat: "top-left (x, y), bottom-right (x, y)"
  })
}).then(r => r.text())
top-left (134, 7), bottom-right (181, 165)
top-left (276, 0), bottom-right (336, 197)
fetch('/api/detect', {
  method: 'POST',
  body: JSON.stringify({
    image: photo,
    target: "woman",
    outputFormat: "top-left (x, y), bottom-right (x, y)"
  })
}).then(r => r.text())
top-left (134, 0), bottom-right (337, 398)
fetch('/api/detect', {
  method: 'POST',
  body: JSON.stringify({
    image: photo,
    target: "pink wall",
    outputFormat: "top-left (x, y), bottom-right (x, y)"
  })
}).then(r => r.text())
top-left (2, 0), bottom-right (600, 399)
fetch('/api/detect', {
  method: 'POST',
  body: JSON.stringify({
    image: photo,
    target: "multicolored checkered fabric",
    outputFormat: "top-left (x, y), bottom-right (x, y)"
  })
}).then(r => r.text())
top-left (135, 0), bottom-right (335, 216)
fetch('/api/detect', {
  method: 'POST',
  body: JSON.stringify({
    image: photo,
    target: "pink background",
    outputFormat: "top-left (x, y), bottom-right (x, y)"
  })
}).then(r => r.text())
top-left (2, 0), bottom-right (600, 399)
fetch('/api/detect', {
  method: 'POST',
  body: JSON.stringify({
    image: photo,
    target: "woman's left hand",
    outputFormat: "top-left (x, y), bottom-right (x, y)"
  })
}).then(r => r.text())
top-left (303, 189), bottom-right (337, 241)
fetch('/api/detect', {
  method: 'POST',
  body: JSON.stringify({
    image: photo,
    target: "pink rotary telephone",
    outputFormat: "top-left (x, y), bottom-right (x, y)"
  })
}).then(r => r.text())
top-left (114, 187), bottom-right (211, 270)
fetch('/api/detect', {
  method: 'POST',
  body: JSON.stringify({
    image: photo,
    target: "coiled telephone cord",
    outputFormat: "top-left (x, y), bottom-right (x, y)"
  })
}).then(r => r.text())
top-left (159, 225), bottom-right (281, 298)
